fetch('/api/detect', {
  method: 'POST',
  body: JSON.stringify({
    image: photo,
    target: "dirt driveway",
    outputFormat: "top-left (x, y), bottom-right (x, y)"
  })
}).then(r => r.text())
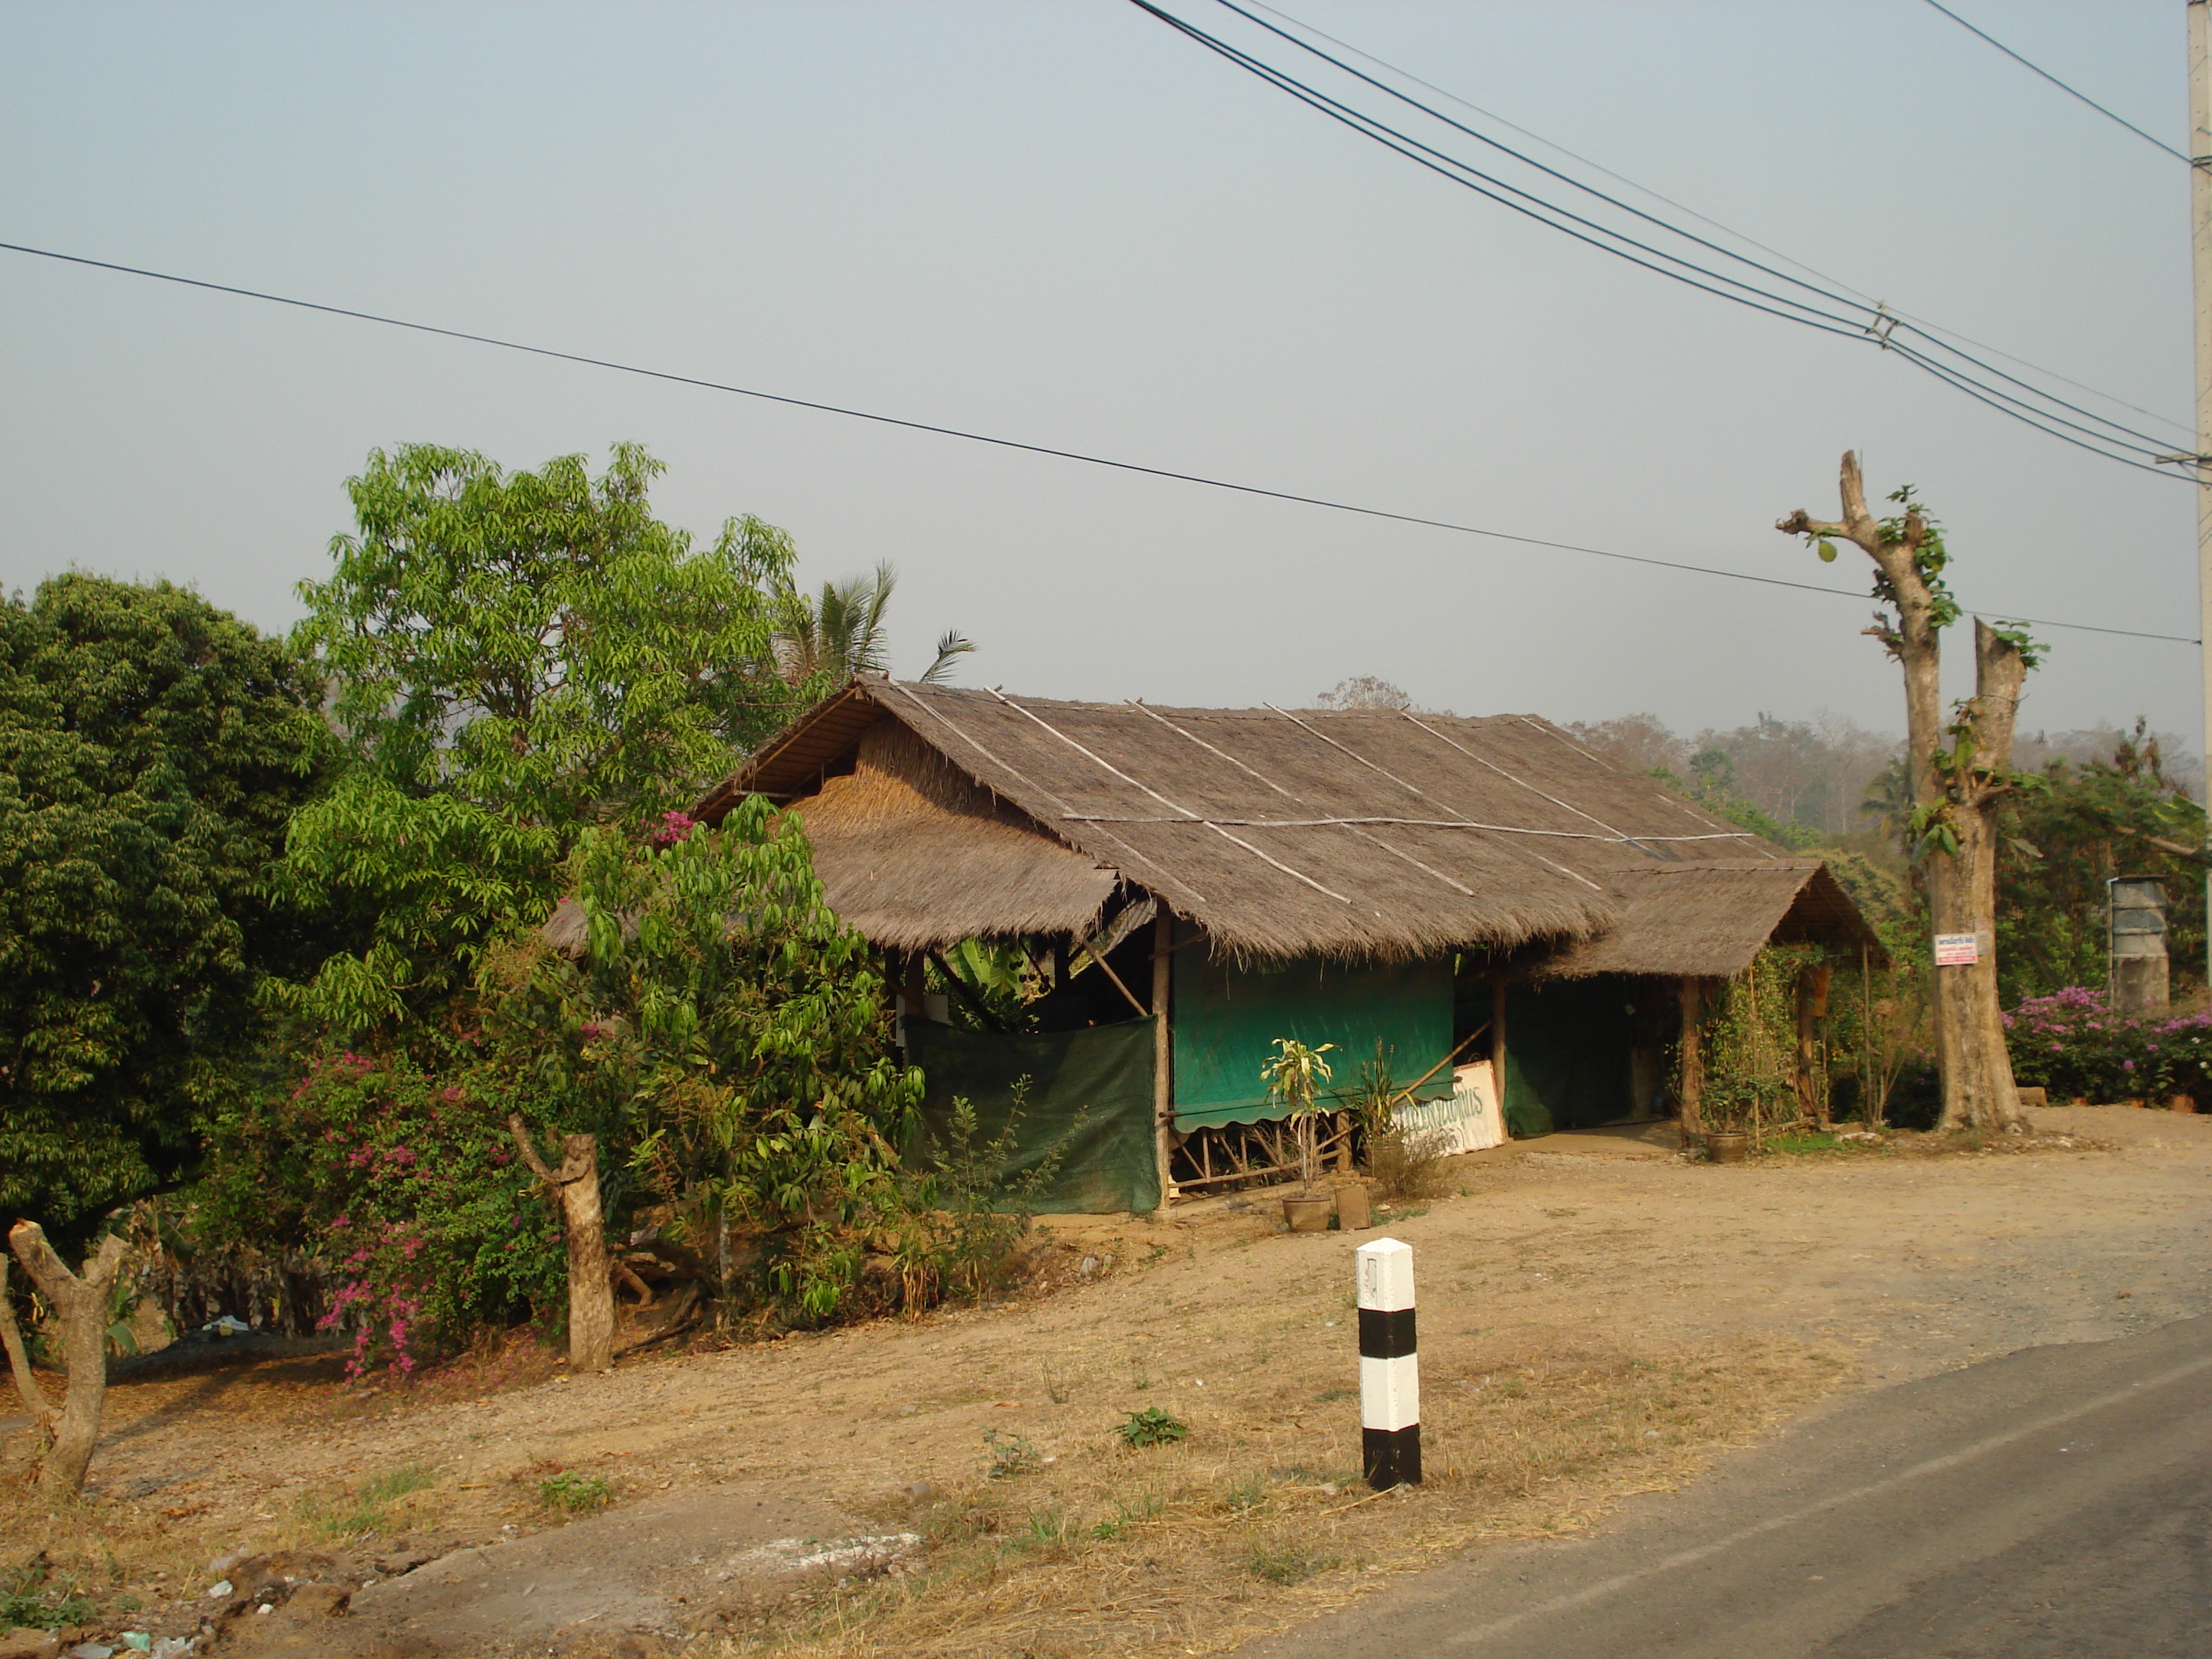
top-left (9, 1105), bottom-right (2211, 1658)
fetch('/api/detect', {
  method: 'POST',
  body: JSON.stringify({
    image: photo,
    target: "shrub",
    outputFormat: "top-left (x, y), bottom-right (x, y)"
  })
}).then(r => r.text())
top-left (1117, 1407), bottom-right (1188, 1448)
top-left (199, 1043), bottom-right (565, 1377)
top-left (2005, 987), bottom-right (2212, 1102)
top-left (1367, 1125), bottom-right (1453, 1200)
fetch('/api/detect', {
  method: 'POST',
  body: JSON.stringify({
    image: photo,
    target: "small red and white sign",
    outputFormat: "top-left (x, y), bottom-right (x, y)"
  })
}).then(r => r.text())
top-left (1933, 932), bottom-right (1980, 966)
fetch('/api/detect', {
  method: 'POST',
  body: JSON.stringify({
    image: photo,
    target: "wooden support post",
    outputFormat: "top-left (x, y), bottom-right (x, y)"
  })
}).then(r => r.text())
top-left (1491, 978), bottom-right (1509, 1128)
top-left (1153, 906), bottom-right (1174, 1212)
top-left (1678, 978), bottom-right (1704, 1143)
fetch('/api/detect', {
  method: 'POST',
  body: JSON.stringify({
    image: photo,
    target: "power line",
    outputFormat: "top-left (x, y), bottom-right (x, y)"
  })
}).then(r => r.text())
top-left (1202, 0), bottom-right (2185, 469)
top-left (1132, 3), bottom-right (1872, 336)
top-left (1921, 0), bottom-right (2191, 164)
top-left (0, 238), bottom-right (2192, 645)
top-left (1149, 0), bottom-right (2187, 475)
top-left (1244, 0), bottom-right (2195, 442)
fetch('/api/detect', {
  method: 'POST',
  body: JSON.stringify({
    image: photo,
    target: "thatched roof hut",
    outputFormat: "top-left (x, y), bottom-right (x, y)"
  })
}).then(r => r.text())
top-left (691, 678), bottom-right (1875, 973)
top-left (670, 679), bottom-right (1882, 1211)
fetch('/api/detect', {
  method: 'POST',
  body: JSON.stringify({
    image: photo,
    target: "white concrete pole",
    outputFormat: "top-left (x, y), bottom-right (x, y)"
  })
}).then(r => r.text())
top-left (1356, 1236), bottom-right (1421, 1489)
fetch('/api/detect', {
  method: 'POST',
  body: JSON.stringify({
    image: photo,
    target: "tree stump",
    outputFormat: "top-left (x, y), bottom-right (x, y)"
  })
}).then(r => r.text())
top-left (7, 1222), bottom-right (127, 1496)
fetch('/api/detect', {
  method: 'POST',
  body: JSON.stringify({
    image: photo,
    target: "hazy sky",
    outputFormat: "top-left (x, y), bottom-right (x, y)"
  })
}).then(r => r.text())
top-left (1, 1), bottom-right (2195, 747)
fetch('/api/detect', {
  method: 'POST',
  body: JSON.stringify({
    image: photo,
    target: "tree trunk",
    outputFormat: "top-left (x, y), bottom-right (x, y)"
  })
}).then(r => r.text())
top-left (1931, 621), bottom-right (2028, 1131)
top-left (508, 1120), bottom-right (615, 1373)
top-left (0, 1254), bottom-right (53, 1442)
top-left (7, 1222), bottom-right (127, 1496)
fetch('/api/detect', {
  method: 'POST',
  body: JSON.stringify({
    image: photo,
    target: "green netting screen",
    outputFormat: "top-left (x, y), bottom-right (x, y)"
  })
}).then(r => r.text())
top-left (1502, 978), bottom-right (1633, 1137)
top-left (1169, 938), bottom-right (1455, 1131)
top-left (904, 1016), bottom-right (1160, 1214)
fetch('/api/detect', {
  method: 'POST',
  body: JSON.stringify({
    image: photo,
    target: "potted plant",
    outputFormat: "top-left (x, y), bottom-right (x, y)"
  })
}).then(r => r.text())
top-left (1261, 1038), bottom-right (1337, 1231)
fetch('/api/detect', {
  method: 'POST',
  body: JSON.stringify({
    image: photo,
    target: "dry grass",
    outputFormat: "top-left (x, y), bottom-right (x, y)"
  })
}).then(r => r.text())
top-left (1365, 1128), bottom-right (1456, 1202)
top-left (709, 1336), bottom-right (1850, 1658)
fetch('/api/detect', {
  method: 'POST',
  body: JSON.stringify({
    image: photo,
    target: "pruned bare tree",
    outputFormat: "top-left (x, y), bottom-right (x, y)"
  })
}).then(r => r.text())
top-left (1779, 451), bottom-right (2033, 1131)
top-left (7, 1221), bottom-right (127, 1496)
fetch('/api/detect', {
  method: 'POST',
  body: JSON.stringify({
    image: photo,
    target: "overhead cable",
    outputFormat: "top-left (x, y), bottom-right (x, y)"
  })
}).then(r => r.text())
top-left (1210, 0), bottom-right (2185, 466)
top-left (1128, 0), bottom-right (2185, 476)
top-left (1246, 0), bottom-right (2193, 440)
top-left (0, 238), bottom-right (2191, 645)
top-left (1920, 0), bottom-right (2191, 163)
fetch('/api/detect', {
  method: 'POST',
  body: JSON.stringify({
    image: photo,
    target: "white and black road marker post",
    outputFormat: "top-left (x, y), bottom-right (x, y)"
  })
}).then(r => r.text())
top-left (1357, 1236), bottom-right (1420, 1490)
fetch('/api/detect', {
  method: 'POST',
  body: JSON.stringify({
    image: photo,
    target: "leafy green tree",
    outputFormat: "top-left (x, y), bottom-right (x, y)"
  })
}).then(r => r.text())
top-left (282, 443), bottom-right (797, 1031)
top-left (480, 799), bottom-right (922, 1324)
top-left (1995, 722), bottom-right (2207, 1005)
top-left (0, 575), bottom-right (325, 1244)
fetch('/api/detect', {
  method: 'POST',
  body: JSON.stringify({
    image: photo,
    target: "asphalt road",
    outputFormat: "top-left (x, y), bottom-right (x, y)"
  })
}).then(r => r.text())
top-left (1241, 1313), bottom-right (2212, 1658)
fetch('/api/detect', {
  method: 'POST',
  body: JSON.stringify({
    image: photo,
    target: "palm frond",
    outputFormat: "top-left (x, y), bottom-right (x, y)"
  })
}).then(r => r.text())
top-left (919, 629), bottom-right (977, 685)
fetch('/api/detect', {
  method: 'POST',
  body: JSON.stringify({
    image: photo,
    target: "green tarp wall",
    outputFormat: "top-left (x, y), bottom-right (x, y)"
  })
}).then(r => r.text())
top-left (904, 1017), bottom-right (1160, 1214)
top-left (1170, 937), bottom-right (1455, 1131)
top-left (1503, 978), bottom-right (1632, 1137)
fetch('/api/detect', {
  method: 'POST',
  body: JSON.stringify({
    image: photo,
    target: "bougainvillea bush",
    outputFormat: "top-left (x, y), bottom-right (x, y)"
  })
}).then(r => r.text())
top-left (2003, 987), bottom-right (2212, 1104)
top-left (201, 1041), bottom-right (566, 1376)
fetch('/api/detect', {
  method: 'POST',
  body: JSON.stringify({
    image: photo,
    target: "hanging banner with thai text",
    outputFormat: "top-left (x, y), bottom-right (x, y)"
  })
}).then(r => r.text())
top-left (1933, 932), bottom-right (1980, 966)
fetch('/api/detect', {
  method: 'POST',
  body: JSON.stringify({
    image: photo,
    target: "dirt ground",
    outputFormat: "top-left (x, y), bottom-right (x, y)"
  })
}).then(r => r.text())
top-left (7, 1104), bottom-right (2212, 1658)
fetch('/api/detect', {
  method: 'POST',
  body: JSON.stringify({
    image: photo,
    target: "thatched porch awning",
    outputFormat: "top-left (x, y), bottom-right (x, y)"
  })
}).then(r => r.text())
top-left (1535, 863), bottom-right (1881, 980)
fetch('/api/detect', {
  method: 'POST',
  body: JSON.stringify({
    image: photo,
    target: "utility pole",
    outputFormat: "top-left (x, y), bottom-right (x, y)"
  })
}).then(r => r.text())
top-left (2193, 0), bottom-right (2212, 980)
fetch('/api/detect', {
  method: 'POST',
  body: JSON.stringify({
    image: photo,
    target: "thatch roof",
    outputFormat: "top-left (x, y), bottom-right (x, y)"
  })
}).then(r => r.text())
top-left (1536, 863), bottom-right (1879, 979)
top-left (755, 719), bottom-right (1120, 950)
top-left (689, 680), bottom-right (1869, 972)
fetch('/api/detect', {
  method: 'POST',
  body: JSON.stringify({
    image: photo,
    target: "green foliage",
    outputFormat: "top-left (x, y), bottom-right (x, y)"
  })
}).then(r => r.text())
top-left (0, 575), bottom-right (327, 1243)
top-left (0, 1552), bottom-right (94, 1628)
top-left (1995, 724), bottom-right (2207, 1005)
top-left (197, 1039), bottom-right (565, 1376)
top-left (480, 799), bottom-right (922, 1326)
top-left (1339, 1040), bottom-right (1400, 1142)
top-left (1987, 621), bottom-right (2048, 671)
top-left (1117, 1406), bottom-right (1189, 1447)
top-left (1655, 750), bottom-right (1825, 853)
top-left (537, 1470), bottom-right (613, 1514)
top-left (1689, 945), bottom-right (1830, 1133)
top-left (889, 1084), bottom-right (1071, 1308)
top-left (1261, 1038), bottom-right (1336, 1189)
top-left (1874, 485), bottom-right (1961, 633)
top-left (281, 444), bottom-right (796, 1030)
